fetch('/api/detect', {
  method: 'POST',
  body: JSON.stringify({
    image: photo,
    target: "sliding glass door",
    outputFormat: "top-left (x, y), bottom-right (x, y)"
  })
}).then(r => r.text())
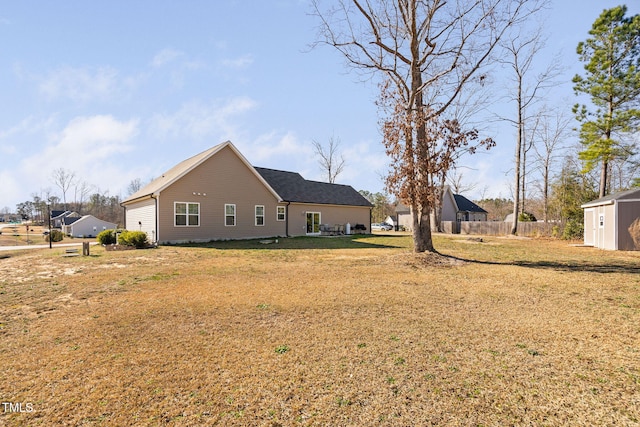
top-left (306, 212), bottom-right (320, 235)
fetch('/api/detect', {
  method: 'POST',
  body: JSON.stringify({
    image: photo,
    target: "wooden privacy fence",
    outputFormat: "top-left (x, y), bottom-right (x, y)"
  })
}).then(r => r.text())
top-left (441, 221), bottom-right (559, 237)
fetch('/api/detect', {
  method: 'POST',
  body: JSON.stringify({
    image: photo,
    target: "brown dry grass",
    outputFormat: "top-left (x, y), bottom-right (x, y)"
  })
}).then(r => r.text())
top-left (1, 234), bottom-right (639, 426)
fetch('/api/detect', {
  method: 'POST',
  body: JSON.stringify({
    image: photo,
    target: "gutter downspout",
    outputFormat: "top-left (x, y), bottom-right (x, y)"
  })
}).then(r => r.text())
top-left (369, 206), bottom-right (372, 234)
top-left (285, 202), bottom-right (291, 237)
top-left (152, 194), bottom-right (159, 244)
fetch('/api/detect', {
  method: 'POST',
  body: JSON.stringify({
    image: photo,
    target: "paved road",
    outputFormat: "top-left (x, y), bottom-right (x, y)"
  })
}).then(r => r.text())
top-left (0, 223), bottom-right (99, 252)
top-left (0, 242), bottom-right (99, 252)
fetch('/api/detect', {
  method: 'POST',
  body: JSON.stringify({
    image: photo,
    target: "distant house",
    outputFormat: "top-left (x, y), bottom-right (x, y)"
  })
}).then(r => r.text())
top-left (51, 210), bottom-right (80, 229)
top-left (62, 215), bottom-right (117, 238)
top-left (440, 187), bottom-right (488, 222)
top-left (581, 188), bottom-right (640, 251)
top-left (394, 186), bottom-right (487, 232)
top-left (394, 204), bottom-right (413, 231)
top-left (383, 215), bottom-right (397, 228)
top-left (120, 141), bottom-right (372, 244)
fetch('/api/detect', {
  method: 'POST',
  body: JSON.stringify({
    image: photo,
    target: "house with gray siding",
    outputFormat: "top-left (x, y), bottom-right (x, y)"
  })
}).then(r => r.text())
top-left (394, 186), bottom-right (487, 232)
top-left (121, 141), bottom-right (372, 244)
top-left (62, 215), bottom-right (117, 238)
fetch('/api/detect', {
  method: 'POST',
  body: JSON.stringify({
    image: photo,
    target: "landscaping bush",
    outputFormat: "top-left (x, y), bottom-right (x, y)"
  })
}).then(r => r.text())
top-left (562, 218), bottom-right (584, 240)
top-left (117, 230), bottom-right (149, 248)
top-left (46, 229), bottom-right (64, 243)
top-left (518, 212), bottom-right (537, 222)
top-left (96, 229), bottom-right (117, 245)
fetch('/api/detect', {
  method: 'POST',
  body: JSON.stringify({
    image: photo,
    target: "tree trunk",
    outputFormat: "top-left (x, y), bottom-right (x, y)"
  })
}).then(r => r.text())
top-left (412, 205), bottom-right (435, 253)
top-left (511, 103), bottom-right (522, 235)
top-left (409, 3), bottom-right (435, 253)
top-left (599, 159), bottom-right (608, 198)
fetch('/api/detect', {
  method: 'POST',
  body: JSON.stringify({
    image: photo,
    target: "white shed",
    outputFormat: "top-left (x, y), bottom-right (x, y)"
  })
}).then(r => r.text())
top-left (581, 188), bottom-right (640, 251)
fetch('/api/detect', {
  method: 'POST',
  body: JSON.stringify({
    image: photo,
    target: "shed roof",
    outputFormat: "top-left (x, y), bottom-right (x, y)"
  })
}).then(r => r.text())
top-left (254, 167), bottom-right (372, 207)
top-left (581, 187), bottom-right (640, 208)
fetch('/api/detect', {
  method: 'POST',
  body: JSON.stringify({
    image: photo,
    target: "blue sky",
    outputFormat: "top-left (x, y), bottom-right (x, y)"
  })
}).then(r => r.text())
top-left (1, 1), bottom-right (638, 210)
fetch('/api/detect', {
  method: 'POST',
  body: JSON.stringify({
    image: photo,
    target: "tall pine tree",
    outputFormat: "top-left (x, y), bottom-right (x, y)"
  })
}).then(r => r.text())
top-left (573, 6), bottom-right (640, 198)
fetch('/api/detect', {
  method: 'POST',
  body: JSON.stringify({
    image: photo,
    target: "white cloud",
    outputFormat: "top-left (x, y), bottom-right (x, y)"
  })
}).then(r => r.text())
top-left (147, 97), bottom-right (258, 142)
top-left (220, 54), bottom-right (254, 69)
top-left (39, 66), bottom-right (122, 103)
top-left (20, 115), bottom-right (139, 198)
top-left (246, 131), bottom-right (307, 164)
top-left (151, 48), bottom-right (184, 68)
top-left (0, 116), bottom-right (59, 155)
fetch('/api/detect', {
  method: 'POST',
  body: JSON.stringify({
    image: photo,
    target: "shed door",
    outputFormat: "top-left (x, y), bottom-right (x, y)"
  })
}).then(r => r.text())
top-left (584, 208), bottom-right (595, 246)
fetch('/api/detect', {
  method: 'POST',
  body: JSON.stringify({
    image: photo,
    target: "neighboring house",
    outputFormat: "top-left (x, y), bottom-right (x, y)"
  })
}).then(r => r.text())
top-left (440, 186), bottom-right (488, 222)
top-left (62, 215), bottom-right (118, 238)
top-left (581, 187), bottom-right (640, 251)
top-left (394, 204), bottom-right (413, 231)
top-left (383, 215), bottom-right (397, 228)
top-left (51, 210), bottom-right (80, 228)
top-left (120, 141), bottom-right (372, 244)
top-left (394, 187), bottom-right (487, 232)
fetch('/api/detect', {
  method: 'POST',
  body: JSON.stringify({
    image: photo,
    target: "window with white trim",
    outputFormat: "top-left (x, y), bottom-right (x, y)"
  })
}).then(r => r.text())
top-left (255, 205), bottom-right (265, 226)
top-left (277, 206), bottom-right (286, 221)
top-left (225, 204), bottom-right (236, 226)
top-left (175, 202), bottom-right (199, 226)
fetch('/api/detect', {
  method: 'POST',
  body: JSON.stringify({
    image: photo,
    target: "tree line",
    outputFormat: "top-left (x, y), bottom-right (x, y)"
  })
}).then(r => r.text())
top-left (10, 168), bottom-right (142, 227)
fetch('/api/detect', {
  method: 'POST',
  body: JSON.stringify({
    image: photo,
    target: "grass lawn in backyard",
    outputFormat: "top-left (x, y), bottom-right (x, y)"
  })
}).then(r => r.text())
top-left (0, 234), bottom-right (639, 426)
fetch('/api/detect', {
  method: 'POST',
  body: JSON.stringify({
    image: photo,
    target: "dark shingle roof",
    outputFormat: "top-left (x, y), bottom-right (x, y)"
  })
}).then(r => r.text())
top-left (453, 194), bottom-right (487, 213)
top-left (62, 216), bottom-right (81, 226)
top-left (255, 167), bottom-right (372, 207)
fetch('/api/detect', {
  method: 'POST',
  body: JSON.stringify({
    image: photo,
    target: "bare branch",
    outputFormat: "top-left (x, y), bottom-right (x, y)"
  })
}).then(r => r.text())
top-left (312, 135), bottom-right (346, 183)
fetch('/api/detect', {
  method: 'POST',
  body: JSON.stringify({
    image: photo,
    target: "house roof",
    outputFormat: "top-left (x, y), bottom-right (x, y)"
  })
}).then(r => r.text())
top-left (69, 215), bottom-right (117, 227)
top-left (121, 141), bottom-right (280, 205)
top-left (581, 187), bottom-right (640, 208)
top-left (394, 190), bottom-right (487, 214)
top-left (121, 141), bottom-right (371, 208)
top-left (254, 167), bottom-right (372, 207)
top-left (453, 194), bottom-right (487, 213)
top-left (62, 216), bottom-right (81, 226)
top-left (395, 203), bottom-right (410, 214)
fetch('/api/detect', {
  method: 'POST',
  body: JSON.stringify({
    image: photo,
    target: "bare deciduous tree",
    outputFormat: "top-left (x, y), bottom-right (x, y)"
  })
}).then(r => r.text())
top-left (51, 168), bottom-right (76, 210)
top-left (74, 180), bottom-right (94, 213)
top-left (313, 0), bottom-right (542, 252)
top-left (496, 23), bottom-right (560, 234)
top-left (533, 107), bottom-right (571, 222)
top-left (312, 135), bottom-right (345, 183)
top-left (447, 167), bottom-right (477, 195)
top-left (127, 178), bottom-right (144, 196)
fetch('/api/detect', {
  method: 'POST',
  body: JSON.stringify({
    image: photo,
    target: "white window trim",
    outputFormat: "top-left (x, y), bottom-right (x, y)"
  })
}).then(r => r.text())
top-left (277, 206), bottom-right (286, 222)
top-left (255, 205), bottom-right (265, 226)
top-left (174, 202), bottom-right (200, 227)
top-left (225, 204), bottom-right (236, 227)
